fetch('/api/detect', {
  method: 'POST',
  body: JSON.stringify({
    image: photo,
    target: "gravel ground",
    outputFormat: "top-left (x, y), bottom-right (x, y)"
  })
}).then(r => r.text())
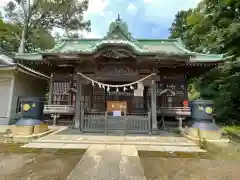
top-left (0, 143), bottom-right (84, 180)
top-left (140, 157), bottom-right (240, 180)
top-left (140, 142), bottom-right (240, 180)
top-left (0, 133), bottom-right (240, 180)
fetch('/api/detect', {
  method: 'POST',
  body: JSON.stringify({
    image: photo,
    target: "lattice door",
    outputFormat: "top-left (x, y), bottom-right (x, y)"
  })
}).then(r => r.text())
top-left (52, 81), bottom-right (71, 105)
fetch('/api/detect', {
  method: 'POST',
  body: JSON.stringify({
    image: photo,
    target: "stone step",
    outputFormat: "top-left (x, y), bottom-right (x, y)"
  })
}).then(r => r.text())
top-left (21, 143), bottom-right (206, 155)
top-left (136, 145), bottom-right (206, 154)
top-left (66, 145), bottom-right (146, 180)
top-left (21, 142), bottom-right (89, 149)
top-left (32, 139), bottom-right (199, 147)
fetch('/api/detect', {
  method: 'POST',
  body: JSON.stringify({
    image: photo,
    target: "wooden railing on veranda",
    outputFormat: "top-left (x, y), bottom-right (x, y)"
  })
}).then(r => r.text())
top-left (44, 105), bottom-right (75, 115)
top-left (43, 105), bottom-right (191, 117)
top-left (157, 106), bottom-right (191, 117)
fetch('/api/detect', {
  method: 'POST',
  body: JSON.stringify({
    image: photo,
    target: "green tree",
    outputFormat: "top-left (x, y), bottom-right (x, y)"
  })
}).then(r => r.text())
top-left (0, 17), bottom-right (55, 52)
top-left (4, 0), bottom-right (90, 53)
top-left (170, 0), bottom-right (240, 55)
top-left (169, 9), bottom-right (193, 39)
top-left (169, 0), bottom-right (240, 124)
top-left (0, 18), bottom-right (20, 52)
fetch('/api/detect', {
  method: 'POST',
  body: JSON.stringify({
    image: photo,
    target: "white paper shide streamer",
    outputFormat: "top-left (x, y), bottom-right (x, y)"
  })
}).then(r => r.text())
top-left (77, 72), bottom-right (156, 95)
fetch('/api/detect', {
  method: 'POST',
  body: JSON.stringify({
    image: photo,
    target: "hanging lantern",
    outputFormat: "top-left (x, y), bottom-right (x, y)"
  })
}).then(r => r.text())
top-left (107, 86), bottom-right (110, 92)
top-left (116, 87), bottom-right (119, 92)
top-left (98, 83), bottom-right (101, 88)
top-left (130, 85), bottom-right (134, 90)
top-left (123, 87), bottom-right (127, 91)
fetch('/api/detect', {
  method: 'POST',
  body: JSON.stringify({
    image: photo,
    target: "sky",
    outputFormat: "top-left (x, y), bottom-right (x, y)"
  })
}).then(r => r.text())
top-left (0, 0), bottom-right (200, 39)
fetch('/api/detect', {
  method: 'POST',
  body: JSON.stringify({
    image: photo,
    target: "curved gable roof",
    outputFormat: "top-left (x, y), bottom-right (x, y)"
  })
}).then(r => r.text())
top-left (14, 17), bottom-right (229, 63)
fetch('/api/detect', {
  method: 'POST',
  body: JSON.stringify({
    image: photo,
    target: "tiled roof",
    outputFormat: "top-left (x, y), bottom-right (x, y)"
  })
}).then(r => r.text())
top-left (0, 53), bottom-right (49, 79)
top-left (14, 17), bottom-right (228, 63)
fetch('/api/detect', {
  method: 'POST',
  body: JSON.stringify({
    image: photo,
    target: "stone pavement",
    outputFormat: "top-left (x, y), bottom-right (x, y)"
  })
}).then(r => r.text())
top-left (66, 144), bottom-right (146, 180)
top-left (22, 142), bottom-right (206, 154)
top-left (21, 131), bottom-right (206, 179)
top-left (23, 130), bottom-right (206, 153)
top-left (34, 132), bottom-right (198, 146)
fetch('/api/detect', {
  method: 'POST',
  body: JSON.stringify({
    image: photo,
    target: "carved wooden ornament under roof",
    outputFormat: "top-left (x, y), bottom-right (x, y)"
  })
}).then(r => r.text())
top-left (96, 63), bottom-right (136, 75)
top-left (94, 49), bottom-right (136, 59)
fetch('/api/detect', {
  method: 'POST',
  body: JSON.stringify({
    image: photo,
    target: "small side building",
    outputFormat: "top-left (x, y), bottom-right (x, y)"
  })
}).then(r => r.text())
top-left (0, 51), bottom-right (49, 125)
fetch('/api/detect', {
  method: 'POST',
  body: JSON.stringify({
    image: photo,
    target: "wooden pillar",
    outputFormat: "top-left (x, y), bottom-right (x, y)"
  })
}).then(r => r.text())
top-left (68, 80), bottom-right (73, 105)
top-left (75, 75), bottom-right (81, 129)
top-left (143, 87), bottom-right (148, 112)
top-left (48, 73), bottom-right (53, 105)
top-left (184, 74), bottom-right (188, 99)
top-left (89, 84), bottom-right (92, 111)
top-left (151, 78), bottom-right (158, 132)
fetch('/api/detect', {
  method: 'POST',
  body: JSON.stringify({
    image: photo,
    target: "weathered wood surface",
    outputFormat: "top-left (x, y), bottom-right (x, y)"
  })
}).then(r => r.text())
top-left (158, 107), bottom-right (191, 117)
top-left (44, 105), bottom-right (75, 114)
top-left (83, 112), bottom-right (150, 134)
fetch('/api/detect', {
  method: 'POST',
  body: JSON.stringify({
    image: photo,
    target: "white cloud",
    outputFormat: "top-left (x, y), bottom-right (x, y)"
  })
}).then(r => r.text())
top-left (143, 0), bottom-right (200, 24)
top-left (127, 4), bottom-right (136, 11)
top-left (85, 0), bottom-right (108, 16)
top-left (143, 0), bottom-right (154, 3)
top-left (0, 0), bottom-right (9, 8)
top-left (52, 27), bottom-right (102, 39)
top-left (127, 4), bottom-right (137, 15)
top-left (81, 31), bottom-right (102, 38)
top-left (83, 0), bottom-right (109, 37)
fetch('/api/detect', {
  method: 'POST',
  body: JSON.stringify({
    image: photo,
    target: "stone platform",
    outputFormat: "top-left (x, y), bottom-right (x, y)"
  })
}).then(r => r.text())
top-left (22, 128), bottom-right (206, 154)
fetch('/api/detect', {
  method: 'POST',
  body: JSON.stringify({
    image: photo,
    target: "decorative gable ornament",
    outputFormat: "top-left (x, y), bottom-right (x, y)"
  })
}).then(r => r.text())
top-left (100, 49), bottom-right (130, 59)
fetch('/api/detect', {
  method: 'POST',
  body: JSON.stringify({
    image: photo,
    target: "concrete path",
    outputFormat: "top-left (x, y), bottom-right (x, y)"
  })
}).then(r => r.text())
top-left (66, 144), bottom-right (146, 180)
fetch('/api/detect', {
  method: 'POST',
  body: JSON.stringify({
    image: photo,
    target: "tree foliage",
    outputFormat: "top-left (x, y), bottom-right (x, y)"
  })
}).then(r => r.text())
top-left (0, 18), bottom-right (20, 52)
top-left (170, 0), bottom-right (240, 55)
top-left (0, 16), bottom-right (55, 52)
top-left (169, 0), bottom-right (240, 124)
top-left (4, 0), bottom-right (90, 52)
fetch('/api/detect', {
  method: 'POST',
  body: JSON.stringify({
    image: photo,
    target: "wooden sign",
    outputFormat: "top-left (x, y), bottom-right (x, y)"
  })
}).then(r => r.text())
top-left (107, 101), bottom-right (127, 112)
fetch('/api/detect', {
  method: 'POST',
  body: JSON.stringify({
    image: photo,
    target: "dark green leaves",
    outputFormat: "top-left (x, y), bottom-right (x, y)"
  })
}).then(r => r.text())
top-left (170, 0), bottom-right (240, 124)
top-left (3, 0), bottom-right (90, 52)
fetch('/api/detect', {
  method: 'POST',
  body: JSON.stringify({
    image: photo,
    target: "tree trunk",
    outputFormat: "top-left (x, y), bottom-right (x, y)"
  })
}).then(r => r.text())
top-left (18, 0), bottom-right (30, 53)
top-left (18, 23), bottom-right (27, 53)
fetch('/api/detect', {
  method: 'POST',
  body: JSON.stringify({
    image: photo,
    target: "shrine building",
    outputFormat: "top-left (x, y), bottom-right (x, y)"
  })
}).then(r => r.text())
top-left (13, 17), bottom-right (228, 134)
